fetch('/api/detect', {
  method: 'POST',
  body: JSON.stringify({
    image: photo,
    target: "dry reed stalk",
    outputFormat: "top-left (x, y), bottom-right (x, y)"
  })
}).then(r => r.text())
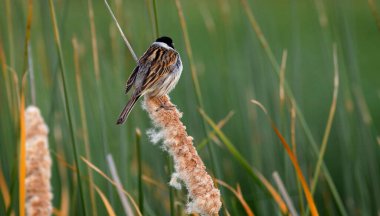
top-left (143, 95), bottom-right (221, 215)
top-left (25, 106), bottom-right (52, 216)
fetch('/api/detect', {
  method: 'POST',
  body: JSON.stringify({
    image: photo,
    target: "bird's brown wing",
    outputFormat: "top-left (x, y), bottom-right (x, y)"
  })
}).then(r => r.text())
top-left (125, 44), bottom-right (167, 94)
top-left (137, 44), bottom-right (178, 94)
top-left (125, 66), bottom-right (139, 94)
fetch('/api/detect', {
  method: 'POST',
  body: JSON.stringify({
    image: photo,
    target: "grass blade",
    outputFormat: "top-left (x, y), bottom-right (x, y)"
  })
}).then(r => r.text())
top-left (81, 157), bottom-right (143, 216)
top-left (104, 0), bottom-right (138, 62)
top-left (87, 0), bottom-right (114, 204)
top-left (174, 0), bottom-right (219, 185)
top-left (197, 111), bottom-right (234, 150)
top-left (27, 45), bottom-right (35, 105)
top-left (216, 180), bottom-right (255, 216)
top-left (271, 124), bottom-right (319, 216)
top-left (251, 100), bottom-right (319, 215)
top-left (311, 44), bottom-right (339, 193)
top-left (22, 0), bottom-right (33, 77)
top-left (199, 109), bottom-right (289, 215)
top-left (4, 0), bottom-right (14, 68)
top-left (72, 37), bottom-right (97, 216)
top-left (279, 50), bottom-right (287, 109)
top-left (18, 76), bottom-right (27, 216)
top-left (174, 0), bottom-right (203, 106)
top-left (48, 0), bottom-right (87, 214)
top-left (94, 186), bottom-right (116, 216)
top-left (272, 172), bottom-right (299, 216)
top-left (0, 43), bottom-right (13, 113)
top-left (135, 129), bottom-right (144, 215)
top-left (368, 0), bottom-right (380, 31)
top-left (291, 100), bottom-right (305, 214)
top-left (0, 168), bottom-right (10, 212)
top-left (106, 155), bottom-right (134, 216)
top-left (304, 44), bottom-right (340, 216)
top-left (18, 0), bottom-right (32, 204)
top-left (240, 1), bottom-right (346, 213)
top-left (152, 0), bottom-right (159, 37)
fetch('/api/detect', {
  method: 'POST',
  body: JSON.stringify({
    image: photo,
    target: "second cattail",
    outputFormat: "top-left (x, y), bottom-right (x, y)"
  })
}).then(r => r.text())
top-left (25, 106), bottom-right (53, 216)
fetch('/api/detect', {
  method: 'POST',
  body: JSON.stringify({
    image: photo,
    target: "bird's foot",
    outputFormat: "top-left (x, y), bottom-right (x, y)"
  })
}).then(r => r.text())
top-left (156, 103), bottom-right (176, 112)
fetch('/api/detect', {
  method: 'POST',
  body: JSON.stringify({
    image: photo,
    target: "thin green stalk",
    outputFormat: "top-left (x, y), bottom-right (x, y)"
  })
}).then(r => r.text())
top-left (48, 0), bottom-right (87, 215)
top-left (6, 69), bottom-right (21, 216)
top-left (165, 155), bottom-right (175, 216)
top-left (197, 111), bottom-right (234, 150)
top-left (27, 45), bottom-right (36, 105)
top-left (311, 44), bottom-right (339, 193)
top-left (240, 1), bottom-right (347, 214)
top-left (22, 0), bottom-right (33, 79)
top-left (368, 0), bottom-right (380, 31)
top-left (106, 154), bottom-right (134, 216)
top-left (5, 0), bottom-right (14, 68)
top-left (199, 109), bottom-right (289, 215)
top-left (6, 163), bottom-right (17, 216)
top-left (87, 0), bottom-right (113, 204)
top-left (72, 37), bottom-right (97, 216)
top-left (291, 102), bottom-right (305, 215)
top-left (82, 157), bottom-right (143, 216)
top-left (88, 0), bottom-right (108, 145)
top-left (0, 193), bottom-right (5, 216)
top-left (200, 109), bottom-right (262, 185)
top-left (174, 0), bottom-right (203, 106)
top-left (303, 45), bottom-right (340, 216)
top-left (104, 0), bottom-right (138, 62)
top-left (174, 0), bottom-right (219, 180)
top-left (135, 129), bottom-right (144, 215)
top-left (152, 0), bottom-right (159, 38)
top-left (0, 43), bottom-right (13, 118)
top-left (19, 2), bottom-right (33, 215)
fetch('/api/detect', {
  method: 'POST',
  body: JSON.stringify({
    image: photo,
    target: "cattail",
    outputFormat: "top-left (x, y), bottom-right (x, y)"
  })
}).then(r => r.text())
top-left (143, 95), bottom-right (221, 215)
top-left (25, 106), bottom-right (53, 216)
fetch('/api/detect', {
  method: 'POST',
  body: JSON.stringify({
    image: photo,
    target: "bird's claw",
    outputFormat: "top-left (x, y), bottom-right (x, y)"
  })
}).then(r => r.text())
top-left (156, 104), bottom-right (176, 112)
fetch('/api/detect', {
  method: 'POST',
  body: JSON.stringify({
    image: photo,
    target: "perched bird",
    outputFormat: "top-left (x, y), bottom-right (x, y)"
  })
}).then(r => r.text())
top-left (116, 36), bottom-right (183, 125)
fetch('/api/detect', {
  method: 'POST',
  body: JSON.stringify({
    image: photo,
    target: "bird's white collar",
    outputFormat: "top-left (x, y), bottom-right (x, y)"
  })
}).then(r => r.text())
top-left (153, 42), bottom-right (174, 50)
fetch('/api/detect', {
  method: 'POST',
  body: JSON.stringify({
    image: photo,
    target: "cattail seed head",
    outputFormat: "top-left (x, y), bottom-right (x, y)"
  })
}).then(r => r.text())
top-left (25, 106), bottom-right (53, 216)
top-left (143, 95), bottom-right (221, 215)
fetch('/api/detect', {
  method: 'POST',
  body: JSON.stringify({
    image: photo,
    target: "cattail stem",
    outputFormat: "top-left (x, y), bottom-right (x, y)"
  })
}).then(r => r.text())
top-left (143, 95), bottom-right (221, 215)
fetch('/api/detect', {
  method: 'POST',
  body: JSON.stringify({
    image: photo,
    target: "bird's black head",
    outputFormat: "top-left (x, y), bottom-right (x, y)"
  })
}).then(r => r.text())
top-left (156, 36), bottom-right (174, 48)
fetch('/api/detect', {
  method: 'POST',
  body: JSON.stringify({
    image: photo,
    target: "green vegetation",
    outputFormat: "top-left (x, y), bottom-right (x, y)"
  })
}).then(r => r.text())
top-left (1, 0), bottom-right (379, 215)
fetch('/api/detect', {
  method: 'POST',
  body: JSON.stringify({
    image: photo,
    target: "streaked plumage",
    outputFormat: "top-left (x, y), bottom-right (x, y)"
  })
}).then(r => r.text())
top-left (117, 36), bottom-right (183, 125)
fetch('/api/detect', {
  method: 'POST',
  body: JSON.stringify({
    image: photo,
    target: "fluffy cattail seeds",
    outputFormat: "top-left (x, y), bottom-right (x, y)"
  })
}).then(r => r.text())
top-left (143, 95), bottom-right (221, 215)
top-left (25, 106), bottom-right (53, 216)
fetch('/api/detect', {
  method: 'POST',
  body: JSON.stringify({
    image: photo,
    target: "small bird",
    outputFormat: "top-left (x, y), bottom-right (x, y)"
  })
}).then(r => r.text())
top-left (116, 36), bottom-right (183, 125)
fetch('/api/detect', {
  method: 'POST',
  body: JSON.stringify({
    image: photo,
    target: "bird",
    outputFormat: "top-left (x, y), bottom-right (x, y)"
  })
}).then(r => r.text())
top-left (116, 36), bottom-right (183, 125)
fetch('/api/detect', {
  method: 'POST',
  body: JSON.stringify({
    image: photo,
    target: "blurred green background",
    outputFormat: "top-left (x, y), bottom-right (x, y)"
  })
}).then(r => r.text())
top-left (1, 0), bottom-right (379, 215)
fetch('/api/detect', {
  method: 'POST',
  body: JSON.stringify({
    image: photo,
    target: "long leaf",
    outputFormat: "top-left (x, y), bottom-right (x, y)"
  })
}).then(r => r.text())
top-left (0, 168), bottom-right (10, 212)
top-left (199, 109), bottom-right (289, 215)
top-left (271, 124), bottom-right (319, 216)
top-left (239, 1), bottom-right (347, 214)
top-left (48, 0), bottom-right (87, 214)
top-left (81, 157), bottom-right (143, 216)
top-left (72, 37), bottom-right (97, 216)
top-left (216, 180), bottom-right (255, 216)
top-left (18, 80), bottom-right (26, 216)
top-left (174, 0), bottom-right (219, 177)
top-left (311, 44), bottom-right (339, 193)
top-left (94, 186), bottom-right (116, 216)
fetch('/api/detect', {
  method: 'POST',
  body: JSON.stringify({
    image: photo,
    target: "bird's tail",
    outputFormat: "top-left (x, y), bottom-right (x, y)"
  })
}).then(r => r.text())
top-left (116, 94), bottom-right (141, 125)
